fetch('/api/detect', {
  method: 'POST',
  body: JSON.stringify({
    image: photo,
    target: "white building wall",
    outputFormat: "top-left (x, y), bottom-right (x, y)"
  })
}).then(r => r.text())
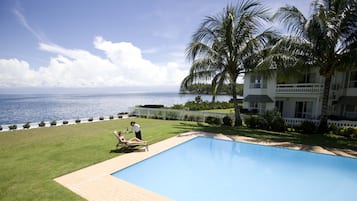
top-left (243, 73), bottom-right (276, 112)
top-left (243, 69), bottom-right (356, 119)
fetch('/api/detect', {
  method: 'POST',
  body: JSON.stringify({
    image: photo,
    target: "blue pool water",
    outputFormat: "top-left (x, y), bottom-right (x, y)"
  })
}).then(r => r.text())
top-left (111, 137), bottom-right (357, 201)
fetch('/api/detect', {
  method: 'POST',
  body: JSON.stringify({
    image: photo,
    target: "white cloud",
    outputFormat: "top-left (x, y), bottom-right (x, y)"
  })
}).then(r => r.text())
top-left (13, 8), bottom-right (47, 42)
top-left (0, 59), bottom-right (40, 87)
top-left (0, 37), bottom-right (188, 88)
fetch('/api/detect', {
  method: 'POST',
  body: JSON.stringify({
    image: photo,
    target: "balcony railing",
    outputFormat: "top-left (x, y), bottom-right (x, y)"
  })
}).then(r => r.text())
top-left (276, 83), bottom-right (323, 94)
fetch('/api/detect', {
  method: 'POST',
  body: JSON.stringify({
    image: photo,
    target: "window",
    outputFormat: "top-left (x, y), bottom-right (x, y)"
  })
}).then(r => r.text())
top-left (295, 101), bottom-right (313, 118)
top-left (249, 102), bottom-right (266, 113)
top-left (250, 74), bottom-right (267, 88)
top-left (344, 104), bottom-right (357, 118)
top-left (294, 72), bottom-right (316, 84)
top-left (349, 71), bottom-right (357, 88)
top-left (275, 101), bottom-right (284, 115)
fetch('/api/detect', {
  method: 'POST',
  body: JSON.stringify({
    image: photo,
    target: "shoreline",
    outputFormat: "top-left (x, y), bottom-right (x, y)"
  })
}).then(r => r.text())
top-left (0, 113), bottom-right (131, 132)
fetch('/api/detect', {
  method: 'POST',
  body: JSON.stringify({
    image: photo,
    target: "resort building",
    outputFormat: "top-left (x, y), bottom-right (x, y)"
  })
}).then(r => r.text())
top-left (242, 69), bottom-right (357, 121)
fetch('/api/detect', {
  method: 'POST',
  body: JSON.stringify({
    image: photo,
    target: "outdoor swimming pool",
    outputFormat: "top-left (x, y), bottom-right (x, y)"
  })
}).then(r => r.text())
top-left (111, 137), bottom-right (357, 201)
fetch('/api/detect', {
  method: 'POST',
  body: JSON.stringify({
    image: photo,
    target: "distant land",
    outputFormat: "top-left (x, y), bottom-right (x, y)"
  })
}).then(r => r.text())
top-left (180, 84), bottom-right (244, 96)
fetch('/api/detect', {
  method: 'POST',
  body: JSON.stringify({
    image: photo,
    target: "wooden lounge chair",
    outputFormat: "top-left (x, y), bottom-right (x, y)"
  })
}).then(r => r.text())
top-left (113, 131), bottom-right (149, 151)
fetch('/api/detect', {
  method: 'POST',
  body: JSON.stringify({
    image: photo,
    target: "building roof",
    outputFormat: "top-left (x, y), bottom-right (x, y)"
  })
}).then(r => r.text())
top-left (244, 95), bottom-right (273, 103)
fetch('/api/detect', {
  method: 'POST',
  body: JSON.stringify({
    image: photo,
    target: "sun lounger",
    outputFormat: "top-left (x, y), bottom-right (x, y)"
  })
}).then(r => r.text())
top-left (113, 131), bottom-right (149, 151)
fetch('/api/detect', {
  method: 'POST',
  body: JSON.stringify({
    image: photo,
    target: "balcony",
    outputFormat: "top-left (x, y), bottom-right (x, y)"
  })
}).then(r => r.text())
top-left (276, 83), bottom-right (323, 94)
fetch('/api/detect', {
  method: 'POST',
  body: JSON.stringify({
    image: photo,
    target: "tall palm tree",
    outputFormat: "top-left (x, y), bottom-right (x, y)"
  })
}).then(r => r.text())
top-left (181, 0), bottom-right (277, 126)
top-left (257, 0), bottom-right (357, 132)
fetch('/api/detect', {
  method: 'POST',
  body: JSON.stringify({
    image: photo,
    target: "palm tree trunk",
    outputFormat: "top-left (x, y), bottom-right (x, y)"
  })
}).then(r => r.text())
top-left (231, 81), bottom-right (242, 126)
top-left (318, 75), bottom-right (331, 133)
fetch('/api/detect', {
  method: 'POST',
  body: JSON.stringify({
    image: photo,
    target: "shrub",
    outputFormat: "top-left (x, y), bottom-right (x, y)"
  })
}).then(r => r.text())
top-left (260, 110), bottom-right (286, 131)
top-left (184, 115), bottom-right (194, 121)
top-left (350, 128), bottom-right (357, 139)
top-left (99, 116), bottom-right (104, 120)
top-left (23, 122), bottom-right (31, 129)
top-left (0, 125), bottom-right (2, 131)
top-left (171, 104), bottom-right (185, 110)
top-left (118, 115), bottom-right (123, 119)
top-left (75, 119), bottom-right (81, 123)
top-left (256, 116), bottom-right (268, 129)
top-left (328, 124), bottom-right (341, 135)
top-left (205, 116), bottom-right (221, 125)
top-left (88, 117), bottom-right (93, 122)
top-left (166, 111), bottom-right (179, 120)
top-left (38, 121), bottom-right (46, 127)
top-left (244, 115), bottom-right (257, 128)
top-left (109, 115), bottom-right (114, 120)
top-left (244, 115), bottom-right (267, 129)
top-left (338, 127), bottom-right (357, 138)
top-left (270, 117), bottom-right (287, 132)
top-left (9, 124), bottom-right (17, 130)
top-left (299, 121), bottom-right (317, 134)
top-left (50, 120), bottom-right (57, 126)
top-left (222, 116), bottom-right (233, 126)
top-left (62, 120), bottom-right (69, 125)
top-left (195, 115), bottom-right (203, 122)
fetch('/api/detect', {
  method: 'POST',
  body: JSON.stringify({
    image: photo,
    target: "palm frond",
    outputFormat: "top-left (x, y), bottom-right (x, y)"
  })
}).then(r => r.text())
top-left (273, 5), bottom-right (307, 35)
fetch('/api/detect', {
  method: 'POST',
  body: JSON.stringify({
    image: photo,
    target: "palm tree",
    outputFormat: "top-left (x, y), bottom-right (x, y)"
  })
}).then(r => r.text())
top-left (181, 0), bottom-right (277, 126)
top-left (258, 0), bottom-right (357, 132)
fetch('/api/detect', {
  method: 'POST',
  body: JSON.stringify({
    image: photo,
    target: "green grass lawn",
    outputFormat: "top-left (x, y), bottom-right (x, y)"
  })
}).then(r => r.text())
top-left (1, 118), bottom-right (356, 201)
top-left (0, 118), bottom-right (197, 201)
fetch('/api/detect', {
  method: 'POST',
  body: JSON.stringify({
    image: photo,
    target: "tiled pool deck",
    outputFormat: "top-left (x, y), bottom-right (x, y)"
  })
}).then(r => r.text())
top-left (55, 131), bottom-right (357, 201)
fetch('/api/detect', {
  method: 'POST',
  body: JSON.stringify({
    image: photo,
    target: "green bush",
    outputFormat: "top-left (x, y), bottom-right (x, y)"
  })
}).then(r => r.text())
top-left (170, 98), bottom-right (234, 111)
top-left (256, 116), bottom-right (268, 129)
top-left (0, 125), bottom-right (2, 131)
top-left (171, 104), bottom-right (186, 110)
top-left (298, 121), bottom-right (317, 134)
top-left (328, 124), bottom-right (340, 135)
top-left (118, 115), bottom-right (123, 119)
top-left (244, 115), bottom-right (258, 128)
top-left (350, 128), bottom-right (357, 139)
top-left (184, 115), bottom-right (203, 122)
top-left (38, 121), bottom-right (46, 127)
top-left (75, 119), bottom-right (81, 123)
top-left (261, 110), bottom-right (286, 131)
top-left (166, 111), bottom-right (179, 120)
top-left (23, 122), bottom-right (31, 129)
top-left (337, 127), bottom-right (357, 138)
top-left (270, 117), bottom-right (286, 132)
top-left (9, 124), bottom-right (17, 130)
top-left (88, 117), bottom-right (93, 122)
top-left (109, 115), bottom-right (114, 120)
top-left (50, 120), bottom-right (57, 126)
top-left (205, 116), bottom-right (221, 125)
top-left (99, 117), bottom-right (104, 120)
top-left (222, 116), bottom-right (233, 126)
top-left (184, 115), bottom-right (194, 121)
top-left (62, 120), bottom-right (69, 125)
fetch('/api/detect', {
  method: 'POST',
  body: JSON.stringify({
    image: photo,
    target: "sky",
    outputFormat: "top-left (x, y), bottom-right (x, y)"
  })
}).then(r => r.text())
top-left (0, 0), bottom-right (313, 92)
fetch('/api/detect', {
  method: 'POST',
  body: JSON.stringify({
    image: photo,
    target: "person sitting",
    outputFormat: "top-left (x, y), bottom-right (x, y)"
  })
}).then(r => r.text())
top-left (116, 131), bottom-right (143, 144)
top-left (113, 130), bottom-right (148, 151)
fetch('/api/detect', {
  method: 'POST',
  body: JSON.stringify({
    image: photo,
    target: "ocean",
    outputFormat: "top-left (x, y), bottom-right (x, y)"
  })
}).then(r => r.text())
top-left (0, 92), bottom-right (232, 126)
